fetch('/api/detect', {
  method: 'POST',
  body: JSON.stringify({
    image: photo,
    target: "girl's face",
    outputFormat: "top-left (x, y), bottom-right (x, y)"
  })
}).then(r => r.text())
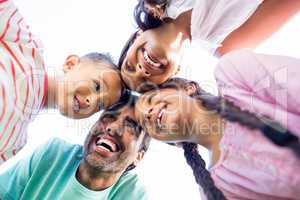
top-left (120, 27), bottom-right (187, 92)
top-left (135, 88), bottom-right (196, 142)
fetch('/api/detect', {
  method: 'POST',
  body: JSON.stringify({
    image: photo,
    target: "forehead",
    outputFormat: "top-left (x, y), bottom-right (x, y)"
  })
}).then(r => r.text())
top-left (102, 105), bottom-right (135, 119)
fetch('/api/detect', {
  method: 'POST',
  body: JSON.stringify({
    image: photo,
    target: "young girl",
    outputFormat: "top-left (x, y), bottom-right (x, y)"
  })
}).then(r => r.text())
top-left (118, 0), bottom-right (300, 92)
top-left (134, 50), bottom-right (300, 199)
top-left (135, 0), bottom-right (300, 55)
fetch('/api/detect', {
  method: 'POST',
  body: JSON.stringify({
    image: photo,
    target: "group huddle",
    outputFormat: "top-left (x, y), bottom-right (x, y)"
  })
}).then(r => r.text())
top-left (1, 0), bottom-right (300, 200)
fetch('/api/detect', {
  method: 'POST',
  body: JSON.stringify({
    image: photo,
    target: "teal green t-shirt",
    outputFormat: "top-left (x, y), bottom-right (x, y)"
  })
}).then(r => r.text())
top-left (0, 138), bottom-right (148, 200)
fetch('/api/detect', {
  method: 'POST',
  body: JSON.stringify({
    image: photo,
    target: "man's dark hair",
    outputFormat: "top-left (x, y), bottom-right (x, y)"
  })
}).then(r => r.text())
top-left (82, 52), bottom-right (117, 69)
top-left (106, 90), bottom-right (151, 172)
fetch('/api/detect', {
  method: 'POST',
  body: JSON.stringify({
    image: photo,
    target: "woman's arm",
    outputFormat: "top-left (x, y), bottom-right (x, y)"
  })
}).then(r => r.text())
top-left (217, 0), bottom-right (300, 56)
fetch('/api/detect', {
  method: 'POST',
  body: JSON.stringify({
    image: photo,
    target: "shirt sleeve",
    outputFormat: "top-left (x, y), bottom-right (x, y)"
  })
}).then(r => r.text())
top-left (214, 49), bottom-right (300, 136)
top-left (191, 0), bottom-right (262, 54)
top-left (0, 139), bottom-right (55, 200)
top-left (0, 0), bottom-right (38, 46)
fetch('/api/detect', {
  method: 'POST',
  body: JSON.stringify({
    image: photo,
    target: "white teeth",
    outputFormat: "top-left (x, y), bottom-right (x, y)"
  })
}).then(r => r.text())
top-left (96, 138), bottom-right (117, 152)
top-left (157, 108), bottom-right (165, 129)
top-left (97, 145), bottom-right (111, 152)
top-left (143, 50), bottom-right (161, 68)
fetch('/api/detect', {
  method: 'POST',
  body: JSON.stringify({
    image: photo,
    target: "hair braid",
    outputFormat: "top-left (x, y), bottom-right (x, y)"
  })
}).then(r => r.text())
top-left (182, 143), bottom-right (227, 200)
top-left (195, 91), bottom-right (300, 158)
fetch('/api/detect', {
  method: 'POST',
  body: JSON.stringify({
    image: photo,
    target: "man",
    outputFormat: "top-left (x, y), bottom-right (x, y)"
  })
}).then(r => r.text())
top-left (0, 94), bottom-right (150, 200)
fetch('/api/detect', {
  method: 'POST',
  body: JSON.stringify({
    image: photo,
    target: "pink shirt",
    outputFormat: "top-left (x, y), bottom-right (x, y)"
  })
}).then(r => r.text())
top-left (211, 50), bottom-right (300, 200)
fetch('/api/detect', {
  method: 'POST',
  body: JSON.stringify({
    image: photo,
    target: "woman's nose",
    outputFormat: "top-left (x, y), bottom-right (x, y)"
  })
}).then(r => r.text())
top-left (136, 63), bottom-right (151, 77)
top-left (146, 108), bottom-right (153, 121)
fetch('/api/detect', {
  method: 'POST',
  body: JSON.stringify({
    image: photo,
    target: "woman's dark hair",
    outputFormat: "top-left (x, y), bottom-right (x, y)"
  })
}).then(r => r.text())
top-left (118, 32), bottom-right (138, 70)
top-left (134, 0), bottom-right (166, 30)
top-left (159, 77), bottom-right (300, 200)
top-left (118, 0), bottom-right (167, 74)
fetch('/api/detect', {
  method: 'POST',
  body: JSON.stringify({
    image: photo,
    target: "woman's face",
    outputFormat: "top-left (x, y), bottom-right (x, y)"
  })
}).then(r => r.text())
top-left (121, 27), bottom-right (187, 92)
top-left (135, 88), bottom-right (196, 142)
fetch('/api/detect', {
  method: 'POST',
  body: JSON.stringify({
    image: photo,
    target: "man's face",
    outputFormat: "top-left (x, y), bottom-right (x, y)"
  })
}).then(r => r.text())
top-left (83, 104), bottom-right (146, 173)
top-left (57, 55), bottom-right (122, 119)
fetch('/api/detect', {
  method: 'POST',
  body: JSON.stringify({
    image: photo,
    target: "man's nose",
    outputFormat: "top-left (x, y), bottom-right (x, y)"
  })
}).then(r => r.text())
top-left (105, 122), bottom-right (120, 136)
top-left (136, 63), bottom-right (151, 77)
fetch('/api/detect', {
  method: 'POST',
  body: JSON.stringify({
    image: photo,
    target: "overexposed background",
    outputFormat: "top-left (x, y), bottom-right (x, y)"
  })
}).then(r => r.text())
top-left (1, 0), bottom-right (300, 199)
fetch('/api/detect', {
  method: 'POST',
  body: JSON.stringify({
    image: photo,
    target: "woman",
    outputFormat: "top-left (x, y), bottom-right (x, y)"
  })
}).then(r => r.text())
top-left (119, 0), bottom-right (300, 91)
top-left (135, 50), bottom-right (300, 199)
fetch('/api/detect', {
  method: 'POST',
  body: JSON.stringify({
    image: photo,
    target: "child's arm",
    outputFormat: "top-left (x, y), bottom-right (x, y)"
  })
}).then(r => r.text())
top-left (217, 0), bottom-right (300, 56)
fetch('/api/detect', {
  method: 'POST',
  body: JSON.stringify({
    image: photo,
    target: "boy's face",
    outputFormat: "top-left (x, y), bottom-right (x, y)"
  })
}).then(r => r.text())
top-left (57, 55), bottom-right (122, 119)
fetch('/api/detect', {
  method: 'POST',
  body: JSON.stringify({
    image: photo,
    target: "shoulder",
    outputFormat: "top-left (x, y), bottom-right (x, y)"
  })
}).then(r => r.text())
top-left (37, 138), bottom-right (83, 159)
top-left (109, 170), bottom-right (148, 199)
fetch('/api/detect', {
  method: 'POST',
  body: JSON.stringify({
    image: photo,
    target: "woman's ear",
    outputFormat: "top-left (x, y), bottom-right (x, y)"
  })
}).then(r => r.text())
top-left (136, 30), bottom-right (144, 38)
top-left (63, 55), bottom-right (80, 73)
top-left (184, 81), bottom-right (197, 96)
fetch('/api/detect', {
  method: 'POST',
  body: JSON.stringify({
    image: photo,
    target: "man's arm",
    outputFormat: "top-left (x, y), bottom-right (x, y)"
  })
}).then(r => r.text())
top-left (217, 0), bottom-right (300, 55)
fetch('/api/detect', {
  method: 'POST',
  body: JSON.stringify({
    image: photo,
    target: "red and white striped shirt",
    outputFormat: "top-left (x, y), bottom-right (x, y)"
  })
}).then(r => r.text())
top-left (0, 0), bottom-right (47, 164)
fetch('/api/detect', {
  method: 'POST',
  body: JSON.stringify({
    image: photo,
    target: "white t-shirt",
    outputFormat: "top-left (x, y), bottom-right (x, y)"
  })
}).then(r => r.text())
top-left (191, 0), bottom-right (263, 54)
top-left (164, 0), bottom-right (196, 19)
top-left (164, 0), bottom-right (263, 54)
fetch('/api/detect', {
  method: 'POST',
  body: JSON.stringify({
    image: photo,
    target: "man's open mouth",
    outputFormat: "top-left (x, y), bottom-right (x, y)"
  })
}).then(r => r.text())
top-left (94, 135), bottom-right (121, 155)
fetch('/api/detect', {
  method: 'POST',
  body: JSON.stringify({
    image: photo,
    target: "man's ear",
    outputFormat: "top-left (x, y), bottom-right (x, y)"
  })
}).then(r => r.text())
top-left (133, 150), bottom-right (145, 166)
top-left (184, 81), bottom-right (197, 96)
top-left (63, 55), bottom-right (80, 73)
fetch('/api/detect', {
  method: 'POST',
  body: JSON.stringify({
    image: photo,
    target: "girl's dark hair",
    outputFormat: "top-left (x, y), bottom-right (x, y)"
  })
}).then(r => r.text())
top-left (134, 0), bottom-right (166, 30)
top-left (182, 143), bottom-right (226, 200)
top-left (117, 32), bottom-right (138, 70)
top-left (160, 77), bottom-right (300, 200)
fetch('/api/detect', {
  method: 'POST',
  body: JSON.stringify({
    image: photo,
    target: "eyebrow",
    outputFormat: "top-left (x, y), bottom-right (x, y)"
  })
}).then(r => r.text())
top-left (124, 116), bottom-right (142, 135)
top-left (147, 93), bottom-right (156, 104)
top-left (125, 116), bottom-right (139, 127)
top-left (101, 111), bottom-right (120, 119)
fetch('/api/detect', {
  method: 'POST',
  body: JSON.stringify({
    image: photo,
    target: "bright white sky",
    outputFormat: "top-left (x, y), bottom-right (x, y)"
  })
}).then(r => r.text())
top-left (1, 0), bottom-right (300, 199)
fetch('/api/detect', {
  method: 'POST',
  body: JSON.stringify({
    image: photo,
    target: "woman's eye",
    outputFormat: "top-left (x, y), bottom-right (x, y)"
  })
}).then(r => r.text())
top-left (94, 82), bottom-right (100, 92)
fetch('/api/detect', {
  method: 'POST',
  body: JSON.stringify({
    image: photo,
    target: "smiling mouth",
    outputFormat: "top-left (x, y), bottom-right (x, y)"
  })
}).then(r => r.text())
top-left (155, 104), bottom-right (168, 129)
top-left (95, 135), bottom-right (121, 153)
top-left (142, 48), bottom-right (167, 70)
top-left (73, 96), bottom-right (80, 113)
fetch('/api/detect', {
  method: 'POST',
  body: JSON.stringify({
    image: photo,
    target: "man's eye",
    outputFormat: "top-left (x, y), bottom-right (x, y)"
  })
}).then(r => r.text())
top-left (125, 62), bottom-right (135, 72)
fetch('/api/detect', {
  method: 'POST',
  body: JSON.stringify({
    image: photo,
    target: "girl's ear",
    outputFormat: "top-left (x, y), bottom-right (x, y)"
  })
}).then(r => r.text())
top-left (136, 30), bottom-right (144, 38)
top-left (184, 81), bottom-right (197, 96)
top-left (63, 55), bottom-right (80, 73)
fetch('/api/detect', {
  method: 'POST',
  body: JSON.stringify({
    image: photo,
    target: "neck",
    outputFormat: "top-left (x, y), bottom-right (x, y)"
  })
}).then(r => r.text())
top-left (188, 98), bottom-right (224, 165)
top-left (44, 73), bottom-right (61, 109)
top-left (172, 10), bottom-right (192, 40)
top-left (76, 161), bottom-right (122, 191)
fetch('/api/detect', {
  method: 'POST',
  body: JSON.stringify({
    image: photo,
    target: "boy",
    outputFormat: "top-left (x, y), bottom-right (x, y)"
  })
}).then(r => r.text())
top-left (0, 0), bottom-right (123, 164)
